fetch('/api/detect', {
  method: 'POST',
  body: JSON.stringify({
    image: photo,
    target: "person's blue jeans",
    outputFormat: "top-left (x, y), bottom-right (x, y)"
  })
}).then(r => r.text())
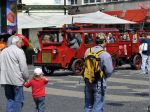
top-left (141, 54), bottom-right (149, 74)
top-left (84, 80), bottom-right (106, 112)
top-left (34, 97), bottom-right (45, 112)
top-left (3, 85), bottom-right (24, 112)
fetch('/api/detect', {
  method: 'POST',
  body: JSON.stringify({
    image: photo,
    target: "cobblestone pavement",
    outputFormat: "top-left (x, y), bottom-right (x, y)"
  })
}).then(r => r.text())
top-left (0, 65), bottom-right (150, 112)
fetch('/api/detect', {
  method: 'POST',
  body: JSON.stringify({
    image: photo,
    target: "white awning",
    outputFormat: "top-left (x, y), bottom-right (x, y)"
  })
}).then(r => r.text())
top-left (18, 11), bottom-right (136, 29)
top-left (73, 11), bottom-right (135, 24)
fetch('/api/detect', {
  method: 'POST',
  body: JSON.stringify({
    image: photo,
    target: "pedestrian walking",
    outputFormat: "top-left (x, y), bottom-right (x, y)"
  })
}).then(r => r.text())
top-left (0, 35), bottom-right (29, 112)
top-left (83, 36), bottom-right (113, 112)
top-left (139, 37), bottom-right (150, 74)
top-left (24, 68), bottom-right (48, 112)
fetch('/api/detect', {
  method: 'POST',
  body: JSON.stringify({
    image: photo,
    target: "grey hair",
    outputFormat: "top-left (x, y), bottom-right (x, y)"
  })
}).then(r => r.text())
top-left (11, 35), bottom-right (22, 45)
top-left (7, 36), bottom-right (13, 46)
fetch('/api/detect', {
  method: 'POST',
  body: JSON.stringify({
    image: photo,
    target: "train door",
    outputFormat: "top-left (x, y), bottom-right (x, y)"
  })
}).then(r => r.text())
top-left (119, 32), bottom-right (132, 58)
top-left (131, 32), bottom-right (140, 55)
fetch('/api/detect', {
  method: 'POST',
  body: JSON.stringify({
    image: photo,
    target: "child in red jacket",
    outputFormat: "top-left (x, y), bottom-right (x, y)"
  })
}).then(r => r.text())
top-left (24, 68), bottom-right (48, 112)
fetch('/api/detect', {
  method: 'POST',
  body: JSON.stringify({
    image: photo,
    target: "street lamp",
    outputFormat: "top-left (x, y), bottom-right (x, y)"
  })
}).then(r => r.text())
top-left (17, 0), bottom-right (26, 11)
top-left (64, 0), bottom-right (67, 15)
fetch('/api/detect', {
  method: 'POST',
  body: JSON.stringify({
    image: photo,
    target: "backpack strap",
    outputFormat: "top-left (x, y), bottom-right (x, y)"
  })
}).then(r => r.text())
top-left (93, 49), bottom-right (105, 77)
top-left (87, 48), bottom-right (104, 56)
top-left (87, 48), bottom-right (92, 55)
top-left (94, 50), bottom-right (104, 58)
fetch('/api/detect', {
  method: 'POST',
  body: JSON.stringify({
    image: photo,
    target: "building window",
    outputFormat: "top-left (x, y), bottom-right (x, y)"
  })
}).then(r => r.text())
top-left (55, 0), bottom-right (61, 4)
top-left (71, 0), bottom-right (77, 5)
top-left (84, 0), bottom-right (88, 3)
top-left (105, 0), bottom-right (119, 2)
top-left (90, 0), bottom-right (95, 3)
top-left (106, 0), bottom-right (111, 2)
top-left (112, 0), bottom-right (119, 1)
top-left (84, 0), bottom-right (102, 3)
top-left (96, 0), bottom-right (102, 2)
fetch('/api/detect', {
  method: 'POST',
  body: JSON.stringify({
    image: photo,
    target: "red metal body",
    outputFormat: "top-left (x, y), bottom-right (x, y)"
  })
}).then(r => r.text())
top-left (34, 28), bottom-right (141, 75)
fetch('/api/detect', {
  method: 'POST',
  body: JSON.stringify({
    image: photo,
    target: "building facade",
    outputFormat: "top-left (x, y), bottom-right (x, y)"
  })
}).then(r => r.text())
top-left (20, 0), bottom-right (71, 15)
top-left (69, 0), bottom-right (150, 31)
top-left (17, 0), bottom-right (150, 45)
top-left (70, 0), bottom-right (129, 5)
top-left (22, 0), bottom-right (70, 5)
top-left (17, 0), bottom-right (72, 48)
top-left (69, 0), bottom-right (150, 14)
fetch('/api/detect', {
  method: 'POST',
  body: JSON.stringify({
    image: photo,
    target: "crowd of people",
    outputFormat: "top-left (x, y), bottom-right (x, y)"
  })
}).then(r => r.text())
top-left (0, 33), bottom-right (114, 112)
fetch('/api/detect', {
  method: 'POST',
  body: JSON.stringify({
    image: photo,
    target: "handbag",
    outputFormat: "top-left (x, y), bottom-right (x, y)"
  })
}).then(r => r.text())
top-left (141, 43), bottom-right (148, 51)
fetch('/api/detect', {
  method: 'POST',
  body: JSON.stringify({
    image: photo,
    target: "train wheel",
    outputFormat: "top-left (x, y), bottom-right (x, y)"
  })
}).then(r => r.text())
top-left (132, 54), bottom-right (142, 70)
top-left (71, 59), bottom-right (84, 75)
top-left (42, 66), bottom-right (55, 75)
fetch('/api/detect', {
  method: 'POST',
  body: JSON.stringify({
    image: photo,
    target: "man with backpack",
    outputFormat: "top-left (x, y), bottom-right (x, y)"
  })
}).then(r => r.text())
top-left (83, 36), bottom-right (113, 112)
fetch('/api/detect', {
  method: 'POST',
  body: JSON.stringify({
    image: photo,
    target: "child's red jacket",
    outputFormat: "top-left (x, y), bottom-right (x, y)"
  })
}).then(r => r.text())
top-left (24, 76), bottom-right (48, 98)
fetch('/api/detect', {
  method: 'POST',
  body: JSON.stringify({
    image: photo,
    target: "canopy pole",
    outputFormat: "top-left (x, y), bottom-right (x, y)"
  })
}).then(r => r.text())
top-left (72, 16), bottom-right (74, 24)
top-left (141, 22), bottom-right (145, 30)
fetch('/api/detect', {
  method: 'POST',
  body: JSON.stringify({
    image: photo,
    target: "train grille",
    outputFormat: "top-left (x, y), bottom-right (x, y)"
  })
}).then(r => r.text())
top-left (42, 52), bottom-right (52, 63)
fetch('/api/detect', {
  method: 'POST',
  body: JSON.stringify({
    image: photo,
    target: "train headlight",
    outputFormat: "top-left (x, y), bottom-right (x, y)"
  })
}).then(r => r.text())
top-left (33, 48), bottom-right (39, 54)
top-left (53, 49), bottom-right (58, 54)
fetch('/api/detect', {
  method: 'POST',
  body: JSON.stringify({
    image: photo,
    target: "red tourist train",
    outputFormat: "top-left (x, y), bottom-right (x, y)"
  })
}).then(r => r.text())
top-left (33, 27), bottom-right (142, 75)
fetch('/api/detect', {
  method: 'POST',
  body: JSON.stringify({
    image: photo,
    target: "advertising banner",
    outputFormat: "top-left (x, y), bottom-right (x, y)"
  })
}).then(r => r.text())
top-left (7, 0), bottom-right (17, 34)
top-left (0, 1), bottom-right (2, 33)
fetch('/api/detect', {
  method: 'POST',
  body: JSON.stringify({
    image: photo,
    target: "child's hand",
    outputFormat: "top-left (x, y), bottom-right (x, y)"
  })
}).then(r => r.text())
top-left (23, 80), bottom-right (31, 88)
top-left (24, 79), bottom-right (29, 82)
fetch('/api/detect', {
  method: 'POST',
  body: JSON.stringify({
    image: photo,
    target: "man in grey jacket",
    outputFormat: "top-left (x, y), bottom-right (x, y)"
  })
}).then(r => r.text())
top-left (0, 35), bottom-right (29, 112)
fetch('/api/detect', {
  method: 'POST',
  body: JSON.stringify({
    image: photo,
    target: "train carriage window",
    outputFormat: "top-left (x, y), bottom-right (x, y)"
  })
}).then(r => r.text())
top-left (84, 33), bottom-right (94, 44)
top-left (121, 32), bottom-right (130, 41)
top-left (42, 32), bottom-right (63, 44)
top-left (42, 34), bottom-right (51, 43)
top-left (96, 33), bottom-right (106, 38)
top-left (75, 33), bottom-right (82, 44)
top-left (106, 33), bottom-right (116, 43)
top-left (67, 32), bottom-right (82, 49)
top-left (59, 32), bottom-right (63, 42)
top-left (132, 34), bottom-right (137, 43)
